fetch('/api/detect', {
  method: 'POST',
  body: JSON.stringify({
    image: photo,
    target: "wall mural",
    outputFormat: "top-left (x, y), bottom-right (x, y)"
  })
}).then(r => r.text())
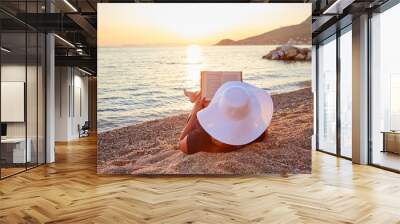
top-left (97, 3), bottom-right (312, 175)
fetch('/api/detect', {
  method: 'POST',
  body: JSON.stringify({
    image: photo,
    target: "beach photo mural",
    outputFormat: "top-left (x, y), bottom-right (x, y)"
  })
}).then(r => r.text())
top-left (97, 3), bottom-right (312, 175)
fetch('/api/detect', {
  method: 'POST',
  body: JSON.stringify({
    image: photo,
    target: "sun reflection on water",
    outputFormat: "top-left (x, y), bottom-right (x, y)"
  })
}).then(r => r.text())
top-left (185, 45), bottom-right (204, 84)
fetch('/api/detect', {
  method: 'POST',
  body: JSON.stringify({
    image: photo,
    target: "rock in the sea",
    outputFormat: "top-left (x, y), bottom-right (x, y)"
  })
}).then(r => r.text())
top-left (262, 52), bottom-right (273, 59)
top-left (306, 52), bottom-right (311, 61)
top-left (286, 47), bottom-right (298, 59)
top-left (295, 53), bottom-right (305, 60)
top-left (300, 48), bottom-right (310, 55)
top-left (271, 51), bottom-right (280, 60)
top-left (263, 45), bottom-right (311, 61)
top-left (277, 50), bottom-right (285, 58)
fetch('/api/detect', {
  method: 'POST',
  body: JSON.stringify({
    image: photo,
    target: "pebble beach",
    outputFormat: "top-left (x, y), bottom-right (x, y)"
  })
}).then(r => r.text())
top-left (97, 88), bottom-right (313, 175)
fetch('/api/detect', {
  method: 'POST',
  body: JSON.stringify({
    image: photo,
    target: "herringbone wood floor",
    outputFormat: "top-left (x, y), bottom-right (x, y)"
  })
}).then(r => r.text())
top-left (1, 135), bottom-right (400, 224)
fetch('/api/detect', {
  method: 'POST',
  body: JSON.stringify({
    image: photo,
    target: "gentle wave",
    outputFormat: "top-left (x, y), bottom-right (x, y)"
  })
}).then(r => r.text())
top-left (98, 45), bottom-right (311, 131)
top-left (265, 80), bottom-right (312, 94)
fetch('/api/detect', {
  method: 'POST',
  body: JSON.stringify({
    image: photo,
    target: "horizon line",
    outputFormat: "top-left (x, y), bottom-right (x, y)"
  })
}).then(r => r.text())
top-left (98, 43), bottom-right (311, 48)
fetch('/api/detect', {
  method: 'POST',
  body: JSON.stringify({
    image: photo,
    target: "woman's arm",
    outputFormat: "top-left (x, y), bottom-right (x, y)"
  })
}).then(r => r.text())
top-left (184, 89), bottom-right (200, 103)
top-left (178, 113), bottom-right (198, 153)
top-left (179, 96), bottom-right (205, 139)
top-left (179, 113), bottom-right (198, 140)
top-left (178, 96), bottom-right (206, 154)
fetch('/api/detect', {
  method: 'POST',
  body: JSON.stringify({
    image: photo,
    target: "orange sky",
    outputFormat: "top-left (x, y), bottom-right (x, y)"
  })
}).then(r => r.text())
top-left (98, 3), bottom-right (310, 47)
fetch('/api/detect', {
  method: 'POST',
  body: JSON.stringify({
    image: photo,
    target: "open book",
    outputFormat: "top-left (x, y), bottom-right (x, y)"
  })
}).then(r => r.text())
top-left (201, 71), bottom-right (242, 101)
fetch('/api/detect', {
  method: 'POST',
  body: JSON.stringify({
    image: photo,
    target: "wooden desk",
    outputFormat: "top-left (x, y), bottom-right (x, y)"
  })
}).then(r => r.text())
top-left (382, 131), bottom-right (400, 154)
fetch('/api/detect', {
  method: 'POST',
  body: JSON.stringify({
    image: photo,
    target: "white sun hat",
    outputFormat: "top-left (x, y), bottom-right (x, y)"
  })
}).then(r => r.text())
top-left (197, 81), bottom-right (273, 146)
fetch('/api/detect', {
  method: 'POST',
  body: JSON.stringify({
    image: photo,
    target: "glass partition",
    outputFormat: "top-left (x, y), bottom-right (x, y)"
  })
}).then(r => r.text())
top-left (370, 3), bottom-right (400, 171)
top-left (317, 36), bottom-right (337, 154)
top-left (1, 30), bottom-right (28, 177)
top-left (0, 3), bottom-right (46, 179)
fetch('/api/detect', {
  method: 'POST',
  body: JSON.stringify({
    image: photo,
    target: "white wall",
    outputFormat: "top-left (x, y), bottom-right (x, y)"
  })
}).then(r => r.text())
top-left (1, 63), bottom-right (46, 164)
top-left (1, 65), bottom-right (26, 142)
top-left (55, 66), bottom-right (70, 141)
top-left (1, 65), bottom-right (28, 138)
top-left (55, 67), bottom-right (89, 141)
top-left (77, 72), bottom-right (89, 138)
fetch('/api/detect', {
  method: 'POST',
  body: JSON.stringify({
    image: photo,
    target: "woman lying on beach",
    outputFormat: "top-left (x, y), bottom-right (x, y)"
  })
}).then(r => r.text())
top-left (179, 81), bottom-right (274, 154)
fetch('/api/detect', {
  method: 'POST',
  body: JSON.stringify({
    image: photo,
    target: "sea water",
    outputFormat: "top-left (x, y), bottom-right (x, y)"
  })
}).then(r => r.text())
top-left (98, 45), bottom-right (311, 131)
